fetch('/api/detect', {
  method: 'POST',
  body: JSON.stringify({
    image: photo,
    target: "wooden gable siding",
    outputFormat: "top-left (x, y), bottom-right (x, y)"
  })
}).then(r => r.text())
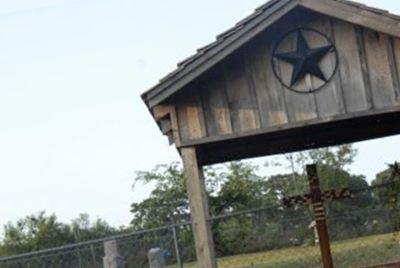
top-left (171, 14), bottom-right (400, 146)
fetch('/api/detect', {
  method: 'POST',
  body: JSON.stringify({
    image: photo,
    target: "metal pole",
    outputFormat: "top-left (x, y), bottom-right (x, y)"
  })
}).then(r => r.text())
top-left (76, 248), bottom-right (83, 268)
top-left (307, 164), bottom-right (334, 268)
top-left (90, 245), bottom-right (97, 267)
top-left (171, 223), bottom-right (183, 268)
top-left (74, 232), bottom-right (83, 268)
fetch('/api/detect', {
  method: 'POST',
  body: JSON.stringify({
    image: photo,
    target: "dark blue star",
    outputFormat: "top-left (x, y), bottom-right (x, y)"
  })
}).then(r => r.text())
top-left (275, 30), bottom-right (334, 87)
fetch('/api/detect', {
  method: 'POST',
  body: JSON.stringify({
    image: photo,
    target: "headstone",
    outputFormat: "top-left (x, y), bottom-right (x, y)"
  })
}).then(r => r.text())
top-left (103, 240), bottom-right (125, 268)
top-left (148, 248), bottom-right (165, 268)
top-left (308, 220), bottom-right (319, 244)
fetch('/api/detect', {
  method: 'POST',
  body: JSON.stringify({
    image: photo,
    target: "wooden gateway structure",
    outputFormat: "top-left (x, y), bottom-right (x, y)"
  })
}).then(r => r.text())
top-left (141, 0), bottom-right (400, 267)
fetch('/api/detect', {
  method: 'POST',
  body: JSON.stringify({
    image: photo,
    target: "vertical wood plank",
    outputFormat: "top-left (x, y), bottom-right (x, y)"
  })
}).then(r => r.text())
top-left (176, 88), bottom-right (207, 142)
top-left (181, 147), bottom-right (217, 268)
top-left (306, 17), bottom-right (346, 117)
top-left (389, 37), bottom-right (400, 103)
top-left (169, 106), bottom-right (182, 147)
top-left (223, 52), bottom-right (261, 133)
top-left (355, 27), bottom-right (374, 110)
top-left (200, 68), bottom-right (233, 136)
top-left (363, 30), bottom-right (396, 109)
top-left (332, 20), bottom-right (369, 112)
top-left (275, 27), bottom-right (318, 122)
top-left (244, 33), bottom-right (289, 128)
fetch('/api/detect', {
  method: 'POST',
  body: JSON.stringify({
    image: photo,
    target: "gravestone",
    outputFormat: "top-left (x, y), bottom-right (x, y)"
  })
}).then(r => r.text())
top-left (148, 248), bottom-right (165, 268)
top-left (103, 240), bottom-right (125, 268)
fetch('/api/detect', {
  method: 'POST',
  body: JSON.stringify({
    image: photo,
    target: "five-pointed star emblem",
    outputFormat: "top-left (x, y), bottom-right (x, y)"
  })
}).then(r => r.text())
top-left (275, 30), bottom-right (334, 87)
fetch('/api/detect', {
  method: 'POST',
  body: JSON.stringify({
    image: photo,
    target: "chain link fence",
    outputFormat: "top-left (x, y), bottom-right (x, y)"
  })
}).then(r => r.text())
top-left (210, 206), bottom-right (399, 268)
top-left (0, 185), bottom-right (399, 268)
top-left (0, 222), bottom-right (197, 268)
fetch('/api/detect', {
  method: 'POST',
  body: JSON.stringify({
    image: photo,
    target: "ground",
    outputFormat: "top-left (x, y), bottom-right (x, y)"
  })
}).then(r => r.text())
top-left (179, 233), bottom-right (400, 268)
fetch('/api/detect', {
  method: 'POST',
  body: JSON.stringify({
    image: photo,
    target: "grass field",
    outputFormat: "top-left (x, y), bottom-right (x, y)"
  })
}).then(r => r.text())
top-left (179, 233), bottom-right (400, 268)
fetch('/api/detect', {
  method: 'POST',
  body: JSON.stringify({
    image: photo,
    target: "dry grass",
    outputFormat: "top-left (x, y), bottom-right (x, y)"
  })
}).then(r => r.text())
top-left (178, 233), bottom-right (400, 268)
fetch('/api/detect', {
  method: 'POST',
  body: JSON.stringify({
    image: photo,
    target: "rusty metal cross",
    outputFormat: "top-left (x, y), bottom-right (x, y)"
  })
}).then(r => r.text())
top-left (282, 164), bottom-right (353, 268)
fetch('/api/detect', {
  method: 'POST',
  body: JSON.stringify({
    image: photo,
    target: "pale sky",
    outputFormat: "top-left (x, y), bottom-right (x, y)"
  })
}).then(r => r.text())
top-left (0, 0), bottom-right (399, 229)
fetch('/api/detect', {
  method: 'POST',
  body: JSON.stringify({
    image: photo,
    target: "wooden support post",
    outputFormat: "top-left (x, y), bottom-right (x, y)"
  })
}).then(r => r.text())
top-left (181, 147), bottom-right (218, 268)
top-left (307, 164), bottom-right (334, 268)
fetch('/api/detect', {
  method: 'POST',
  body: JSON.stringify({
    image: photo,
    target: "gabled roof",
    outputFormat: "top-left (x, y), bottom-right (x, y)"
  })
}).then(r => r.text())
top-left (141, 0), bottom-right (400, 108)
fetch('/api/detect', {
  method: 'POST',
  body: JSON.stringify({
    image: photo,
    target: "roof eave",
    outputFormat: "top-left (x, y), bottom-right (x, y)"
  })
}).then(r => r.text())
top-left (142, 0), bottom-right (298, 108)
top-left (142, 0), bottom-right (400, 109)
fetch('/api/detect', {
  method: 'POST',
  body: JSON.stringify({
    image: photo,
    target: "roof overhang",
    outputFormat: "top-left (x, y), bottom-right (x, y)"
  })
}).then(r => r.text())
top-left (141, 0), bottom-right (400, 109)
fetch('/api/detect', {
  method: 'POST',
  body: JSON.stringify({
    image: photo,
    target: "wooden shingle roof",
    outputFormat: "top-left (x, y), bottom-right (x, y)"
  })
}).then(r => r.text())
top-left (141, 0), bottom-right (400, 109)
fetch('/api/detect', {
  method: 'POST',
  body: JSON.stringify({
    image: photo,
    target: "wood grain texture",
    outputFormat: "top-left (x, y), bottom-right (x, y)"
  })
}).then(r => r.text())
top-left (176, 88), bottom-right (207, 142)
top-left (181, 147), bottom-right (217, 268)
top-left (355, 27), bottom-right (374, 110)
top-left (390, 38), bottom-right (400, 102)
top-left (223, 52), bottom-right (261, 132)
top-left (306, 17), bottom-right (346, 117)
top-left (168, 106), bottom-right (182, 147)
top-left (152, 105), bottom-right (182, 146)
top-left (200, 67), bottom-right (233, 136)
top-left (386, 37), bottom-right (400, 106)
top-left (299, 0), bottom-right (400, 38)
top-left (244, 33), bottom-right (289, 127)
top-left (363, 29), bottom-right (396, 109)
top-left (332, 21), bottom-right (369, 112)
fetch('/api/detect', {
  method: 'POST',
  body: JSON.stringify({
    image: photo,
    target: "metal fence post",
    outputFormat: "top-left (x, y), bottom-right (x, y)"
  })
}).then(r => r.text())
top-left (90, 245), bottom-right (97, 266)
top-left (148, 248), bottom-right (165, 268)
top-left (171, 222), bottom-right (183, 268)
top-left (103, 240), bottom-right (124, 268)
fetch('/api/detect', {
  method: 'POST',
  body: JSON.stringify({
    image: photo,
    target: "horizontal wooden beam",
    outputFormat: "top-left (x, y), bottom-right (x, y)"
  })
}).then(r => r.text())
top-left (195, 109), bottom-right (400, 166)
top-left (180, 106), bottom-right (400, 148)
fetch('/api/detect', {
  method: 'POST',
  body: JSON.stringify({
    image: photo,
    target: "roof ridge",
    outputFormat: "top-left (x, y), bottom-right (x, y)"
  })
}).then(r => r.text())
top-left (335, 0), bottom-right (400, 20)
top-left (175, 0), bottom-right (281, 70)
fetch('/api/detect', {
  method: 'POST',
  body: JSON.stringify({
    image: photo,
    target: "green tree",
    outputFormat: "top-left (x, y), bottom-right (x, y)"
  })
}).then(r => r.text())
top-left (70, 213), bottom-right (116, 242)
top-left (212, 162), bottom-right (275, 214)
top-left (130, 162), bottom-right (190, 229)
top-left (0, 212), bottom-right (116, 257)
top-left (370, 162), bottom-right (400, 232)
top-left (371, 162), bottom-right (400, 207)
top-left (0, 212), bottom-right (74, 255)
top-left (130, 162), bottom-right (275, 229)
top-left (129, 144), bottom-right (395, 257)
